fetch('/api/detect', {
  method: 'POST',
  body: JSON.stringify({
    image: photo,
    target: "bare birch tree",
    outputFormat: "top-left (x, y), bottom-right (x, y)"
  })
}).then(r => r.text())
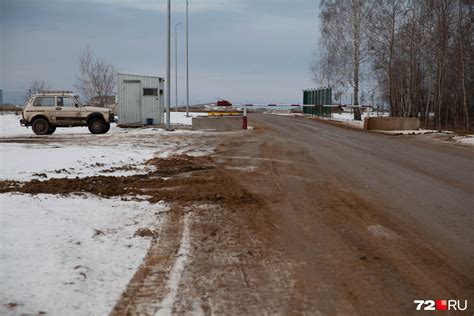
top-left (312, 0), bottom-right (473, 131)
top-left (316, 0), bottom-right (372, 120)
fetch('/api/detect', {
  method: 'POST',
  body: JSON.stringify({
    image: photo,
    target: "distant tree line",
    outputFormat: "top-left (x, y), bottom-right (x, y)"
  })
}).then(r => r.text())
top-left (312, 0), bottom-right (472, 131)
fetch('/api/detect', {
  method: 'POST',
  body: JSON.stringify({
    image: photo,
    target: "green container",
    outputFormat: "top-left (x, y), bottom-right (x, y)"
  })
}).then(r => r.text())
top-left (303, 88), bottom-right (333, 113)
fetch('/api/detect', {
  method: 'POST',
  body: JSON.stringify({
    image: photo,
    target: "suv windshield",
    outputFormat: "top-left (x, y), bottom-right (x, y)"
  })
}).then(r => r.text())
top-left (73, 96), bottom-right (83, 106)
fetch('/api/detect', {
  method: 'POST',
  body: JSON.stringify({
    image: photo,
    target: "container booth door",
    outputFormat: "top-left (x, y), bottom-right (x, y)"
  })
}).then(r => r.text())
top-left (122, 81), bottom-right (142, 124)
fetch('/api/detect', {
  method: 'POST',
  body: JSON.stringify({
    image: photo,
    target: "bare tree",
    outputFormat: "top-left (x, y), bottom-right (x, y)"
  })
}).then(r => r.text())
top-left (350, 0), bottom-right (365, 120)
top-left (75, 46), bottom-right (116, 107)
top-left (24, 80), bottom-right (51, 102)
top-left (313, 0), bottom-right (473, 131)
top-left (27, 80), bottom-right (51, 96)
top-left (315, 0), bottom-right (372, 120)
top-left (457, 0), bottom-right (470, 131)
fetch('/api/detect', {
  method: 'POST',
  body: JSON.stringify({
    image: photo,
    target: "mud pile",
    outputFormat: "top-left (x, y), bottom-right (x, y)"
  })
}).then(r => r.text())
top-left (0, 155), bottom-right (254, 206)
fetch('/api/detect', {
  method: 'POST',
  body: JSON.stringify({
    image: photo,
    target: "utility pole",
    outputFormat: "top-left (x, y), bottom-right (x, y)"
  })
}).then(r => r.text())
top-left (175, 22), bottom-right (182, 112)
top-left (165, 0), bottom-right (171, 130)
top-left (186, 0), bottom-right (190, 117)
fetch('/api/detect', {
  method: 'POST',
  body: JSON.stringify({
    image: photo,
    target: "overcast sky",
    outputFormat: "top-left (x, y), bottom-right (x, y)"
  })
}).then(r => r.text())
top-left (1, 0), bottom-right (320, 104)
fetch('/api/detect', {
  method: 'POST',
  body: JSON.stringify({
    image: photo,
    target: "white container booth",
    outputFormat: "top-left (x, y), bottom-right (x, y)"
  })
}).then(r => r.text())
top-left (117, 73), bottom-right (165, 126)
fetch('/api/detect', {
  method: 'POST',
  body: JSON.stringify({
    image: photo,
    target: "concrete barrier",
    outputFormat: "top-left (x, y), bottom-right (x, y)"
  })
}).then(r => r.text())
top-left (192, 116), bottom-right (243, 131)
top-left (364, 117), bottom-right (420, 131)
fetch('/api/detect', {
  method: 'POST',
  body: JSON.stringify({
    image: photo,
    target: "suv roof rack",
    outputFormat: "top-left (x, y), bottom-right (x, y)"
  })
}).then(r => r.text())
top-left (39, 90), bottom-right (74, 95)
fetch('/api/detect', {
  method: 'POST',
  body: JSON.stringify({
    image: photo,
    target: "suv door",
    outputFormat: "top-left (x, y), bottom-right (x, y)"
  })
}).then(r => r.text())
top-left (56, 96), bottom-right (82, 126)
top-left (32, 96), bottom-right (57, 124)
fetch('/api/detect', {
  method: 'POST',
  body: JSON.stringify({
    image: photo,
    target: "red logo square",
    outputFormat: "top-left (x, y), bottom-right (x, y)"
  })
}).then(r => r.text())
top-left (436, 300), bottom-right (447, 311)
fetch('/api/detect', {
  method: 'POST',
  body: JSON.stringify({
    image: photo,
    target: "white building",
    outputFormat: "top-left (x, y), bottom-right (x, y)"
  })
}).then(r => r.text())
top-left (117, 73), bottom-right (164, 126)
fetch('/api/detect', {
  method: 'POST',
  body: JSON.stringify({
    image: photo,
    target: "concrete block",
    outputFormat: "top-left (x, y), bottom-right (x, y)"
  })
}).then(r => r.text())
top-left (192, 116), bottom-right (243, 131)
top-left (365, 117), bottom-right (421, 131)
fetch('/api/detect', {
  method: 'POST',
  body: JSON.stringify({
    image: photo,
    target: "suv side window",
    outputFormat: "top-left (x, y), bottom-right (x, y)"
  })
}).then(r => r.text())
top-left (57, 97), bottom-right (72, 107)
top-left (34, 97), bottom-right (55, 107)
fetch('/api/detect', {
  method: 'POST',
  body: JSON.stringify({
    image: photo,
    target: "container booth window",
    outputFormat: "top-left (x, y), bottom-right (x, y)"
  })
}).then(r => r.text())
top-left (143, 88), bottom-right (158, 96)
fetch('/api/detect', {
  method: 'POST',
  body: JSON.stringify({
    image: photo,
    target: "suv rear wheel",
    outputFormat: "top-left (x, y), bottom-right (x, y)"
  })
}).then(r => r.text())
top-left (88, 117), bottom-right (106, 134)
top-left (32, 118), bottom-right (50, 135)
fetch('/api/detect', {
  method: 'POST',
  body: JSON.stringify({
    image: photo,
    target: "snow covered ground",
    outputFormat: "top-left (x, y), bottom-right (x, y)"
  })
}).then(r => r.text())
top-left (0, 113), bottom-right (214, 181)
top-left (453, 135), bottom-right (474, 146)
top-left (170, 111), bottom-right (207, 125)
top-left (0, 112), bottom-right (207, 138)
top-left (0, 193), bottom-right (166, 316)
top-left (0, 112), bottom-right (213, 315)
top-left (369, 129), bottom-right (447, 135)
top-left (0, 144), bottom-right (157, 181)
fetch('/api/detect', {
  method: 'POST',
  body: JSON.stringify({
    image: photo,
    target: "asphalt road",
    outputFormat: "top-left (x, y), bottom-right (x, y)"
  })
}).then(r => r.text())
top-left (217, 113), bottom-right (474, 314)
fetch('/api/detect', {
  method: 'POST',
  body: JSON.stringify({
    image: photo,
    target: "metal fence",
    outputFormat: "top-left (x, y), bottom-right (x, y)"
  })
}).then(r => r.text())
top-left (303, 88), bottom-right (332, 106)
top-left (302, 106), bottom-right (332, 118)
top-left (303, 87), bottom-right (333, 118)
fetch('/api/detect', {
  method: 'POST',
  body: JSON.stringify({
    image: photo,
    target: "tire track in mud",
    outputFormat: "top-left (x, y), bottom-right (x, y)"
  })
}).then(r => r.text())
top-left (155, 212), bottom-right (192, 315)
top-left (111, 207), bottom-right (188, 315)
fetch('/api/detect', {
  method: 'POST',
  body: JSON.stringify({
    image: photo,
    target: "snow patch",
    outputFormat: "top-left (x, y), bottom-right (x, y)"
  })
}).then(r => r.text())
top-left (453, 135), bottom-right (474, 146)
top-left (370, 129), bottom-right (443, 135)
top-left (367, 224), bottom-right (399, 240)
top-left (224, 165), bottom-right (257, 172)
top-left (0, 193), bottom-right (167, 316)
top-left (0, 143), bottom-right (156, 181)
top-left (170, 112), bottom-right (208, 126)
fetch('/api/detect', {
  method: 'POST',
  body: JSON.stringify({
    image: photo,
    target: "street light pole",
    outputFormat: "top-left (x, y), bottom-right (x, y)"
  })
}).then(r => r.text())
top-left (185, 0), bottom-right (190, 117)
top-left (175, 22), bottom-right (182, 112)
top-left (165, 0), bottom-right (171, 130)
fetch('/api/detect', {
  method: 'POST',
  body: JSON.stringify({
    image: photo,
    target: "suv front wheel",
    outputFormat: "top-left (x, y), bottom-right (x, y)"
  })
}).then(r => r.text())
top-left (32, 118), bottom-right (51, 135)
top-left (88, 117), bottom-right (106, 134)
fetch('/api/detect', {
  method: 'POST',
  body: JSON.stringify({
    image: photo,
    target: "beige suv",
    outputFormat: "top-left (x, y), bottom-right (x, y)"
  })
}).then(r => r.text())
top-left (20, 91), bottom-right (115, 135)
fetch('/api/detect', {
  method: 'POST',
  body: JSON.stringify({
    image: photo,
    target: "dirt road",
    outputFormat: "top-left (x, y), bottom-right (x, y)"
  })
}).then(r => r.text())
top-left (110, 114), bottom-right (471, 314)
top-left (211, 114), bottom-right (474, 314)
top-left (242, 114), bottom-right (474, 262)
top-left (2, 114), bottom-right (473, 314)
